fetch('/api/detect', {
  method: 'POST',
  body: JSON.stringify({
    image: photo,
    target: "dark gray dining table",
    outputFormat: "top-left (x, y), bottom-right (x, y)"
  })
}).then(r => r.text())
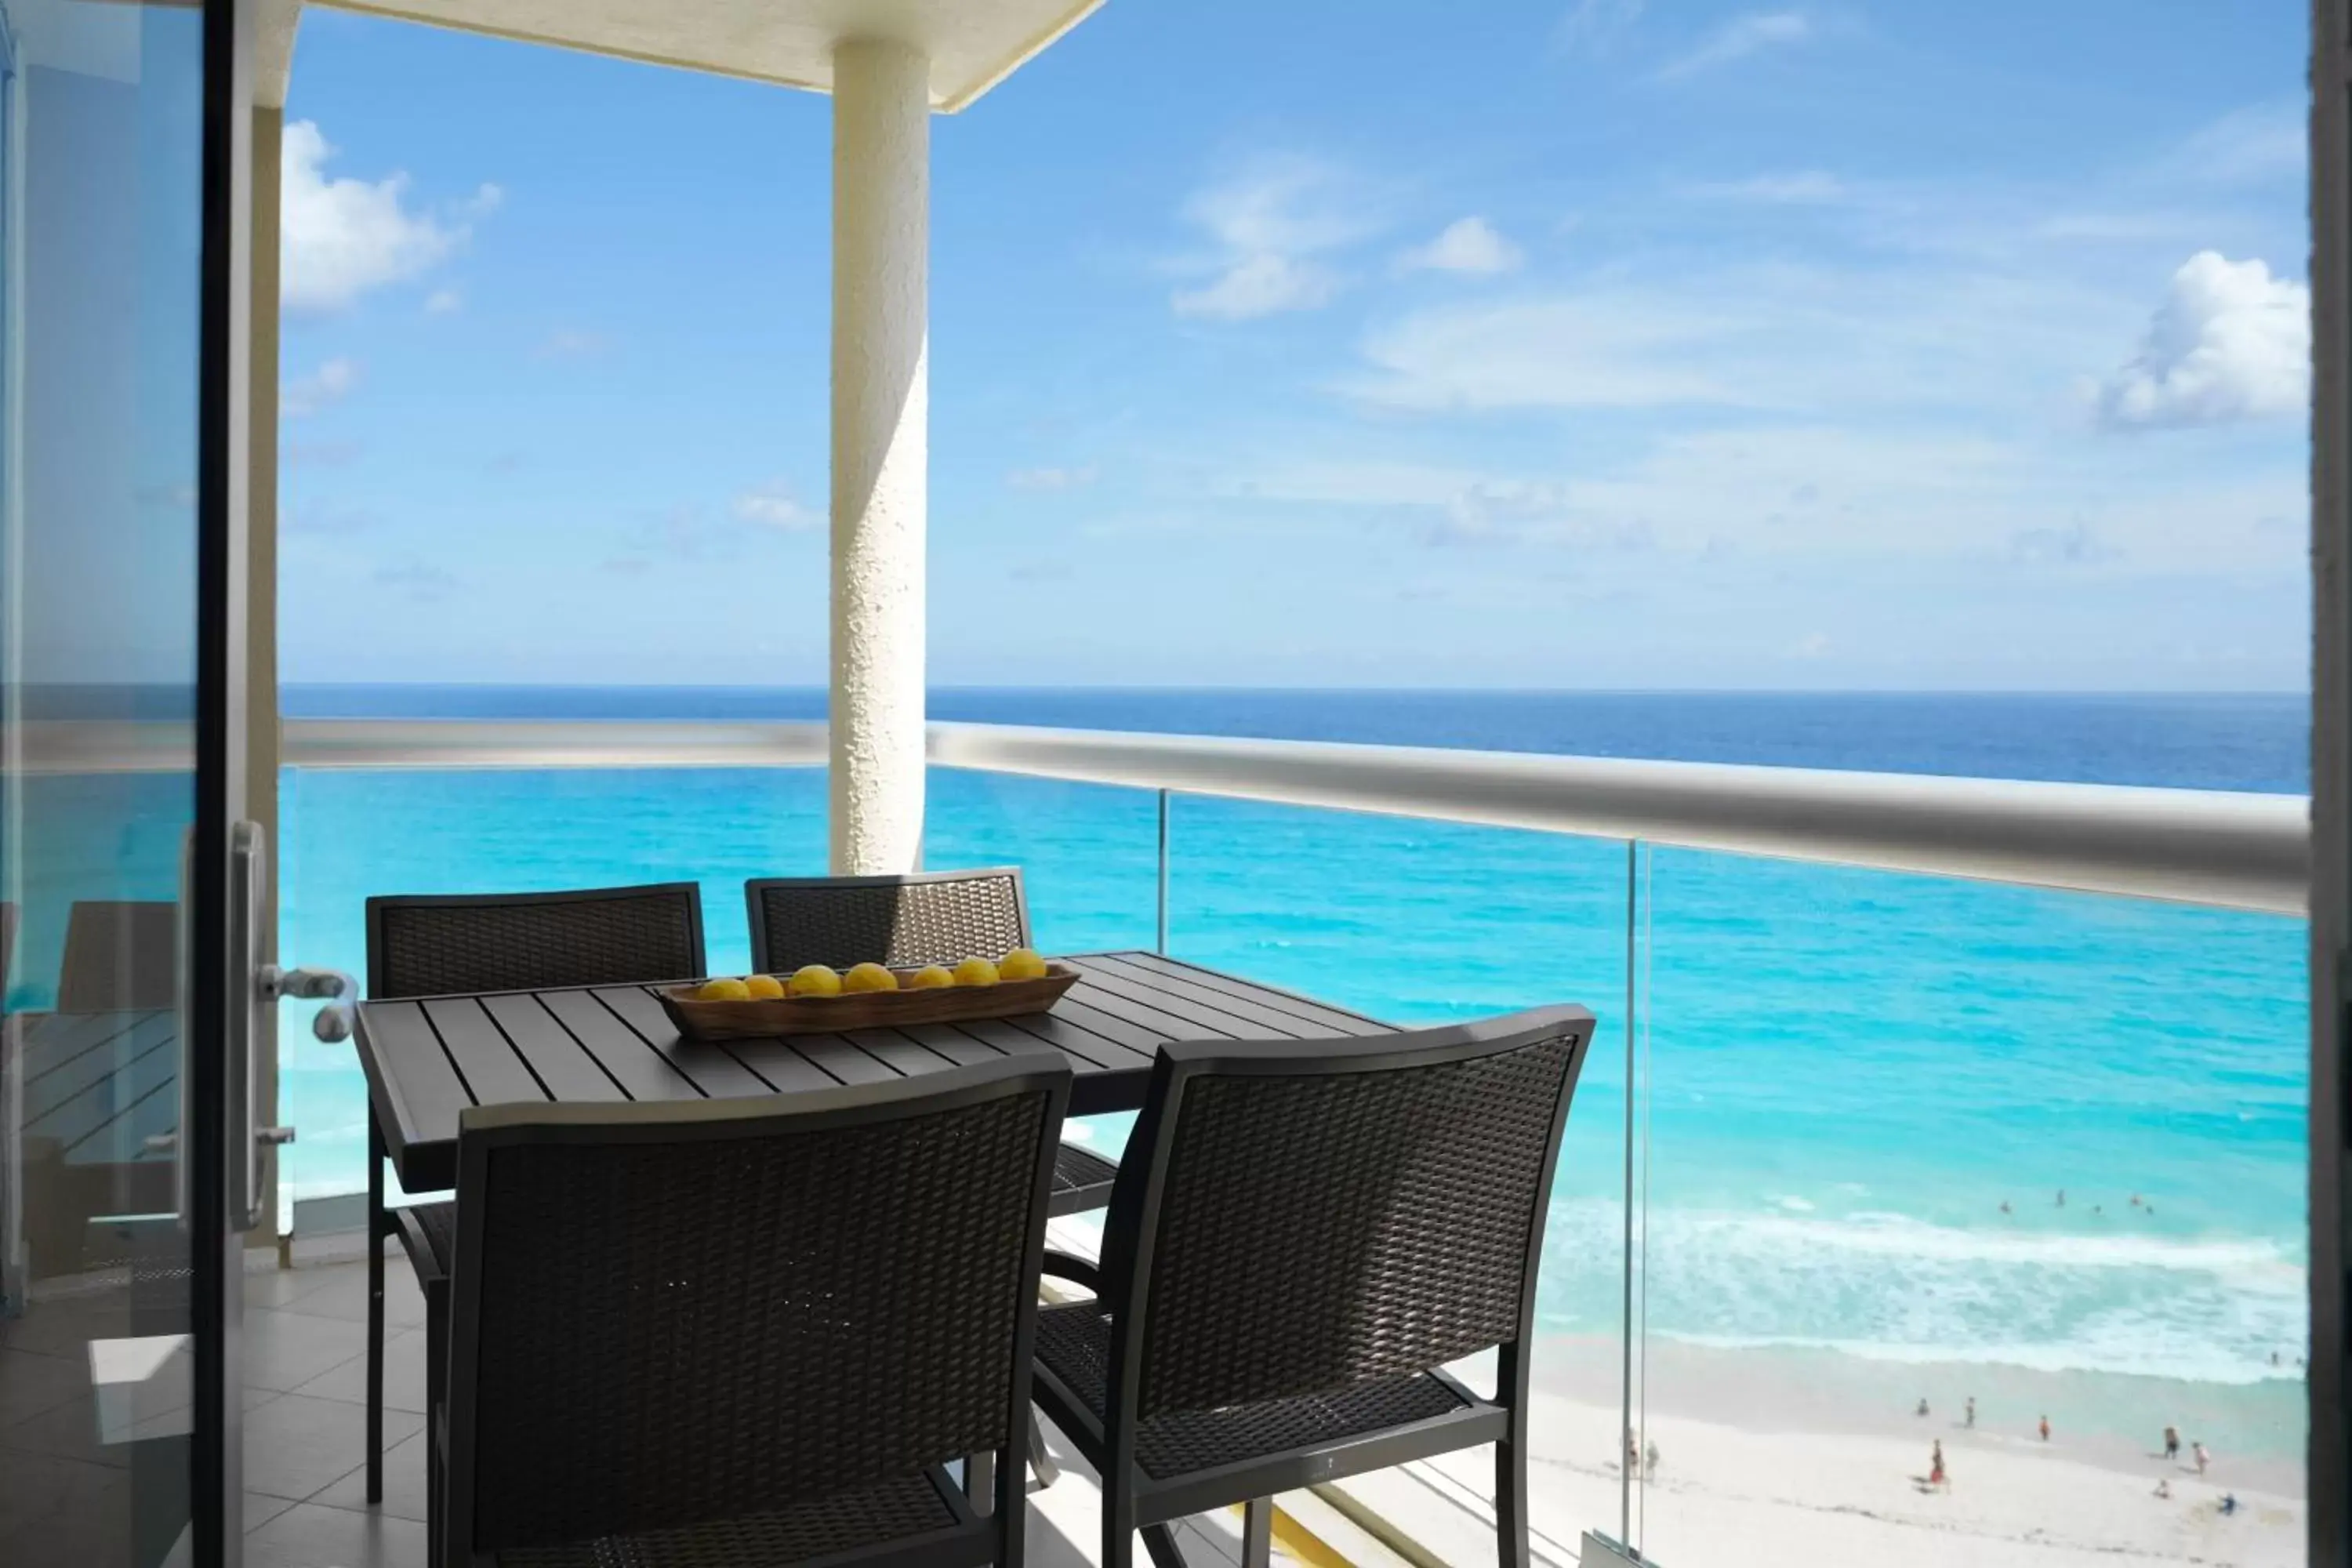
top-left (354, 950), bottom-right (1396, 1193)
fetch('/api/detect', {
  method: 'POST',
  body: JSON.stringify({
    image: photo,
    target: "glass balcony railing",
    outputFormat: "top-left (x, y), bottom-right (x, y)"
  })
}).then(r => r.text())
top-left (1623, 851), bottom-right (2306, 1563)
top-left (270, 720), bottom-right (2310, 1566)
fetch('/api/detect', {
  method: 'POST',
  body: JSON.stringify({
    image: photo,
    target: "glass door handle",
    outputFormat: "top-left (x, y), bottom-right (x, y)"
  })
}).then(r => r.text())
top-left (260, 964), bottom-right (356, 1042)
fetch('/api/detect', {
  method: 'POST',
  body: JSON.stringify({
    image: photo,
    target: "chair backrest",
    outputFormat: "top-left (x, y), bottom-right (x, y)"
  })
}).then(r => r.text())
top-left (443, 1057), bottom-right (1070, 1559)
top-left (1102, 1005), bottom-right (1594, 1421)
top-left (745, 868), bottom-right (1029, 973)
top-left (57, 901), bottom-right (178, 1012)
top-left (365, 882), bottom-right (706, 1000)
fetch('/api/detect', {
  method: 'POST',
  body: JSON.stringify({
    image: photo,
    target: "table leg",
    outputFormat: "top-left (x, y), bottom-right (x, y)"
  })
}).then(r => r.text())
top-left (366, 1112), bottom-right (385, 1504)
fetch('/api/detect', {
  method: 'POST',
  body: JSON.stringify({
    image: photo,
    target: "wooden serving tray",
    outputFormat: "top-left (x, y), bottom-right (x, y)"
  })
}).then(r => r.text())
top-left (656, 963), bottom-right (1082, 1040)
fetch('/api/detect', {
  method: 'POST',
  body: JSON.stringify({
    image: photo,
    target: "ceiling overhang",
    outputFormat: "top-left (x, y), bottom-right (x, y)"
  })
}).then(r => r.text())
top-left (313, 0), bottom-right (1105, 111)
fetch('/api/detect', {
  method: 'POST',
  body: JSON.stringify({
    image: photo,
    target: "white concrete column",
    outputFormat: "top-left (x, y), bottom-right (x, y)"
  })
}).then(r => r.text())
top-left (829, 38), bottom-right (930, 874)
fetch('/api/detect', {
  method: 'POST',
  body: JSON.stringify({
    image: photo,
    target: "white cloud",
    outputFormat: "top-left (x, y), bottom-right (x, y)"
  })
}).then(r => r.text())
top-left (1655, 10), bottom-right (1811, 81)
top-left (1346, 294), bottom-right (1752, 412)
top-left (423, 289), bottom-right (463, 316)
top-left (1007, 466), bottom-right (1097, 491)
top-left (281, 357), bottom-right (360, 419)
top-left (1176, 255), bottom-right (1337, 321)
top-left (1398, 217), bottom-right (1524, 276)
top-left (1555, 0), bottom-right (1645, 56)
top-left (2094, 252), bottom-right (2307, 430)
top-left (1171, 157), bottom-right (1375, 321)
top-left (281, 122), bottom-right (492, 314)
top-left (2172, 102), bottom-right (2304, 187)
top-left (732, 481), bottom-right (818, 531)
top-left (1236, 423), bottom-right (2301, 578)
top-left (1688, 171), bottom-right (1846, 205)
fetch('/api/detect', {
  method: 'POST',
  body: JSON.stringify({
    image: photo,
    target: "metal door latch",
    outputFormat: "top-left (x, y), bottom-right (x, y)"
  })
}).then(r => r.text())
top-left (260, 964), bottom-right (358, 1043)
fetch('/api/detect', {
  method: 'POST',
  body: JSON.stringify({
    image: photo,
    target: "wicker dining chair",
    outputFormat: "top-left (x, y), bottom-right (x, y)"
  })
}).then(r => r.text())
top-left (56, 900), bottom-right (179, 1012)
top-left (438, 1056), bottom-right (1070, 1568)
top-left (744, 868), bottom-right (1120, 1220)
top-left (362, 881), bottom-right (706, 1512)
top-left (1029, 1004), bottom-right (1595, 1568)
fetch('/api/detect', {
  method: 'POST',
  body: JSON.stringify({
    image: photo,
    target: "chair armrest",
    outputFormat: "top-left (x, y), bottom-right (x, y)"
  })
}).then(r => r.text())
top-left (1040, 1249), bottom-right (1102, 1293)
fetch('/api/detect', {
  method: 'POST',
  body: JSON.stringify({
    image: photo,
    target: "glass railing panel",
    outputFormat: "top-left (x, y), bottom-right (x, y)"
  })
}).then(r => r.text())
top-left (1630, 847), bottom-right (2307, 1563)
top-left (276, 764), bottom-right (826, 1215)
top-left (927, 766), bottom-right (1164, 1182)
top-left (926, 767), bottom-right (1160, 956)
top-left (1165, 793), bottom-right (1633, 1559)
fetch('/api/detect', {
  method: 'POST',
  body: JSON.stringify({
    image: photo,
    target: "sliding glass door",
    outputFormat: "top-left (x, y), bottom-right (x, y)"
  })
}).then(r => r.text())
top-left (0, 1), bottom-right (252, 1563)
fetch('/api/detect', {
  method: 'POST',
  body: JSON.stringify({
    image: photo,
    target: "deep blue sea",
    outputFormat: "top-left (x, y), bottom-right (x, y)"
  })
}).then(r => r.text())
top-left (249, 688), bottom-right (2307, 1458)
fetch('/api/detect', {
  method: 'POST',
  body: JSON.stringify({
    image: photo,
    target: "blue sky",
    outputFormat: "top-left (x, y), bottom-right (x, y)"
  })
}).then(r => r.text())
top-left (277, 0), bottom-right (2309, 691)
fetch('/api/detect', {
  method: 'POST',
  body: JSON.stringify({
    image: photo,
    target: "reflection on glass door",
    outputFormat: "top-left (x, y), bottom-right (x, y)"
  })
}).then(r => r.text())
top-left (0, 1), bottom-right (231, 1562)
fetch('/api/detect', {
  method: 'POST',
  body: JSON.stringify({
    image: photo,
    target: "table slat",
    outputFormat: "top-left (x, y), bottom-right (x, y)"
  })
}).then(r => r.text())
top-left (1054, 974), bottom-right (1261, 1044)
top-left (422, 998), bottom-right (548, 1109)
top-left (839, 1029), bottom-right (949, 1079)
top-left (363, 1001), bottom-right (477, 1189)
top-left (954, 1014), bottom-right (1155, 1076)
top-left (889, 1024), bottom-right (1007, 1069)
top-left (789, 1036), bottom-right (899, 1087)
top-left (1065, 957), bottom-right (1324, 1040)
top-left (1042, 993), bottom-right (1203, 1054)
top-left (480, 993), bottom-right (626, 1103)
top-left (537, 990), bottom-right (700, 1102)
top-left (1101, 952), bottom-right (1386, 1035)
top-left (707, 1036), bottom-right (844, 1095)
top-left (590, 987), bottom-right (775, 1099)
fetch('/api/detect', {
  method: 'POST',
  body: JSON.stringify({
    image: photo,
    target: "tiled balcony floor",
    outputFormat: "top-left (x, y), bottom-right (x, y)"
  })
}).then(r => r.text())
top-left (2, 1249), bottom-right (1302, 1568)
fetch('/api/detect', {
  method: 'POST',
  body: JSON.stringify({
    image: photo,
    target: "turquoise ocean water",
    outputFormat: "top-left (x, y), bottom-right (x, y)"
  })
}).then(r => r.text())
top-left (246, 688), bottom-right (2310, 1459)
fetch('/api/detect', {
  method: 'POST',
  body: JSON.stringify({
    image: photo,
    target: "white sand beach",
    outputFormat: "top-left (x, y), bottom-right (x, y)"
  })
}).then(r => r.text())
top-left (1392, 1338), bottom-right (2308, 1568)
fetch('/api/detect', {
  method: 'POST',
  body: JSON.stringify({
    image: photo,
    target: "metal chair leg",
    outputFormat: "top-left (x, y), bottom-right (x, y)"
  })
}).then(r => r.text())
top-left (366, 1113), bottom-right (386, 1504)
top-left (1242, 1500), bottom-right (1273, 1568)
top-left (424, 1278), bottom-right (448, 1568)
top-left (1138, 1522), bottom-right (1189, 1568)
top-left (1025, 1410), bottom-right (1061, 1491)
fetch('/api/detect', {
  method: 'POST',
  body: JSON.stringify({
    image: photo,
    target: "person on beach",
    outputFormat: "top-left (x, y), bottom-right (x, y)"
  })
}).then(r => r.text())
top-left (1929, 1440), bottom-right (1947, 1491)
top-left (2131, 1192), bottom-right (2143, 1207)
top-left (2164, 1425), bottom-right (2180, 1461)
top-left (2039, 1414), bottom-right (2051, 1442)
top-left (1965, 1396), bottom-right (1976, 1428)
top-left (2221, 1494), bottom-right (2238, 1516)
top-left (2154, 1479), bottom-right (2172, 1500)
top-left (1999, 1200), bottom-right (2012, 1214)
top-left (1916, 1397), bottom-right (1929, 1418)
top-left (2194, 1441), bottom-right (2209, 1475)
top-left (2056, 1189), bottom-right (2066, 1207)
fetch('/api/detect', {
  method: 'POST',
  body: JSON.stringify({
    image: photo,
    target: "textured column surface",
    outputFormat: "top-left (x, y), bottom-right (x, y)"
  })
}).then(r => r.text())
top-left (829, 38), bottom-right (930, 874)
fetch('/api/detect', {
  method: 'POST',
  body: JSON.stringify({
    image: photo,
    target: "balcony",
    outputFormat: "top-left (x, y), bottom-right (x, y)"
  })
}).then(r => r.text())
top-left (194, 703), bottom-right (2300, 1568)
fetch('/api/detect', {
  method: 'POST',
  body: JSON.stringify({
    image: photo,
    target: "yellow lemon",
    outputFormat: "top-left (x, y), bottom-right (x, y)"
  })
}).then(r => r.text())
top-left (696, 977), bottom-right (751, 1001)
top-left (743, 974), bottom-right (785, 1000)
top-left (909, 965), bottom-right (956, 989)
top-left (953, 956), bottom-right (1000, 988)
top-left (787, 964), bottom-right (843, 998)
top-left (843, 962), bottom-right (900, 994)
top-left (999, 948), bottom-right (1048, 982)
